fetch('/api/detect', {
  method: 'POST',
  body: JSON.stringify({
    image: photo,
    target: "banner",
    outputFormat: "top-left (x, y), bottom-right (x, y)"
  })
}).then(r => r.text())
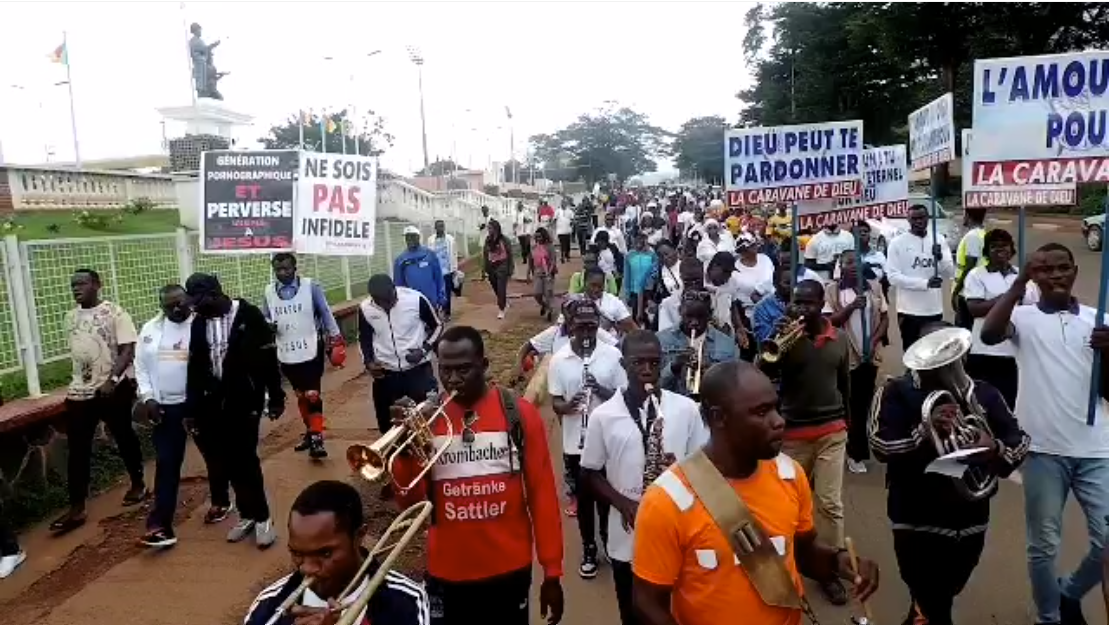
top-left (200, 150), bottom-right (297, 253)
top-left (961, 129), bottom-right (1076, 206)
top-left (973, 51), bottom-right (1109, 162)
top-left (908, 92), bottom-right (955, 170)
top-left (796, 145), bottom-right (909, 230)
top-left (724, 120), bottom-right (863, 207)
top-left (294, 152), bottom-right (378, 255)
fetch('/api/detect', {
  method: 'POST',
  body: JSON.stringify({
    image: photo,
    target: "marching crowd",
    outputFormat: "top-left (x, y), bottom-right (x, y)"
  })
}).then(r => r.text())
top-left (0, 184), bottom-right (1107, 625)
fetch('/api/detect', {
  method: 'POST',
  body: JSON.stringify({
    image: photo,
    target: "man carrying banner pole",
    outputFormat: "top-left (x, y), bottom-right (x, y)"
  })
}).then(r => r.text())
top-left (263, 253), bottom-right (345, 459)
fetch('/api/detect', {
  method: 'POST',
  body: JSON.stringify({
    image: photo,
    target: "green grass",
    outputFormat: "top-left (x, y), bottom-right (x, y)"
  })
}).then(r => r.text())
top-left (1, 209), bottom-right (182, 240)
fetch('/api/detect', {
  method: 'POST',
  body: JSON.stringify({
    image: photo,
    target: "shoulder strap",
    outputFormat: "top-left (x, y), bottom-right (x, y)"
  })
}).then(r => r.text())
top-left (679, 450), bottom-right (803, 610)
top-left (498, 386), bottom-right (526, 474)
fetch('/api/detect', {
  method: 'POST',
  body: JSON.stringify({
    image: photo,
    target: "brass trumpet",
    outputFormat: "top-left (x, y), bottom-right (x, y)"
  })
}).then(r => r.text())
top-left (346, 391), bottom-right (457, 495)
top-left (686, 329), bottom-right (706, 395)
top-left (758, 317), bottom-right (804, 364)
top-left (265, 501), bottom-right (433, 625)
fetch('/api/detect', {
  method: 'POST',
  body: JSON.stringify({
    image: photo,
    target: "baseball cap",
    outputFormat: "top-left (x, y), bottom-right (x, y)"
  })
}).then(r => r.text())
top-left (403, 225), bottom-right (421, 236)
top-left (184, 272), bottom-right (223, 303)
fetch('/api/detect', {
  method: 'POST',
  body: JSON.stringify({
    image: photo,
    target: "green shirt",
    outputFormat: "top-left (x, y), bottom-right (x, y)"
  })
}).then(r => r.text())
top-left (569, 272), bottom-right (618, 295)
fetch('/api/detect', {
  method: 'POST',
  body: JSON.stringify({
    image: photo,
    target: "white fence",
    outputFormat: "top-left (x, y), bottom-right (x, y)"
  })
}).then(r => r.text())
top-left (0, 220), bottom-right (483, 397)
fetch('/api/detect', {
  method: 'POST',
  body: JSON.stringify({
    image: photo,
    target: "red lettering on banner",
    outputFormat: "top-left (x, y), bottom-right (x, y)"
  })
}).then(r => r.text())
top-left (972, 158), bottom-right (1109, 186)
top-left (206, 235), bottom-right (292, 250)
top-left (312, 184), bottom-right (362, 213)
top-left (727, 180), bottom-right (861, 207)
top-left (235, 184), bottom-right (262, 200)
top-left (797, 200), bottom-right (909, 231)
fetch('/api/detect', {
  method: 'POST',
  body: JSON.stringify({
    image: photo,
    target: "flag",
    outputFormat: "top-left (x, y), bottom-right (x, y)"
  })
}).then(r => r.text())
top-left (48, 42), bottom-right (67, 65)
top-left (326, 118), bottom-right (338, 134)
top-left (301, 110), bottom-right (312, 126)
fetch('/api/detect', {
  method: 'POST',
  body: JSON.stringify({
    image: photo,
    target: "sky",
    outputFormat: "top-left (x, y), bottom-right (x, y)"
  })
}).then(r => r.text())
top-left (0, 0), bottom-right (757, 175)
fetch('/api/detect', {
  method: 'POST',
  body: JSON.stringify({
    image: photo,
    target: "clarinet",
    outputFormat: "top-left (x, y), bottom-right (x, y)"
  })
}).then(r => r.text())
top-left (578, 354), bottom-right (594, 451)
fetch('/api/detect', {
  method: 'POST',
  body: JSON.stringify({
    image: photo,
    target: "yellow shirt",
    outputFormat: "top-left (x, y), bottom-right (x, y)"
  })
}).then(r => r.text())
top-left (725, 215), bottom-right (744, 236)
top-left (766, 214), bottom-right (792, 243)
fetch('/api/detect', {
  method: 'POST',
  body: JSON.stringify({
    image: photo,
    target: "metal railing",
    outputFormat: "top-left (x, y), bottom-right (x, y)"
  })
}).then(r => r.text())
top-left (0, 221), bottom-right (482, 397)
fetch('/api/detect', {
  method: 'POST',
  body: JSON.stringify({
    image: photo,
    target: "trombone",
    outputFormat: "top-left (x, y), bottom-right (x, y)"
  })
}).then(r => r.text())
top-left (265, 501), bottom-right (433, 625)
top-left (686, 329), bottom-right (706, 395)
top-left (346, 391), bottom-right (458, 495)
top-left (758, 317), bottom-right (804, 365)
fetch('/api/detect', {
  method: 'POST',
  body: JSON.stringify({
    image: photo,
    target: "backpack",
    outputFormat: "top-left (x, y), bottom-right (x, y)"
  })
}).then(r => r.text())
top-left (496, 386), bottom-right (526, 474)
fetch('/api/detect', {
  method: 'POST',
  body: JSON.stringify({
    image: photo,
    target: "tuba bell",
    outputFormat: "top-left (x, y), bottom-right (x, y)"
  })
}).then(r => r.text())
top-left (904, 327), bottom-right (999, 501)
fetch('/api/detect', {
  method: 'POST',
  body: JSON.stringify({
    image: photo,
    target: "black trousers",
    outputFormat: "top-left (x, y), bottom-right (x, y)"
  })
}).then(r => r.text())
top-left (147, 403), bottom-right (189, 530)
top-left (0, 500), bottom-right (19, 556)
top-left (848, 363), bottom-right (878, 462)
top-left (965, 354), bottom-right (1018, 409)
top-left (898, 313), bottom-right (943, 352)
top-left (426, 567), bottom-right (531, 625)
top-left (576, 229), bottom-right (591, 255)
top-left (370, 363), bottom-right (438, 433)
top-left (563, 453), bottom-right (610, 549)
top-left (440, 276), bottom-right (454, 316)
top-left (517, 235), bottom-right (532, 264)
top-left (612, 559), bottom-right (639, 625)
top-left (64, 381), bottom-right (144, 508)
top-left (198, 409), bottom-right (268, 522)
top-left (191, 414), bottom-right (231, 509)
top-left (487, 272), bottom-right (509, 311)
top-left (558, 233), bottom-right (572, 262)
top-left (893, 529), bottom-right (986, 625)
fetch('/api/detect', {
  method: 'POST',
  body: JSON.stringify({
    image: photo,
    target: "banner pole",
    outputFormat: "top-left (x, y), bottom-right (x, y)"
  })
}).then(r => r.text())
top-left (791, 203), bottom-right (799, 289)
top-left (1088, 189), bottom-right (1109, 426)
top-left (856, 222), bottom-right (869, 362)
top-left (1017, 205), bottom-right (1026, 266)
top-left (929, 165), bottom-right (939, 279)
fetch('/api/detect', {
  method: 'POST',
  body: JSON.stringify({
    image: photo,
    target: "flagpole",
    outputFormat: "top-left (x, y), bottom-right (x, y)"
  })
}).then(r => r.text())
top-left (341, 120), bottom-right (348, 155)
top-left (320, 115), bottom-right (328, 154)
top-left (298, 110), bottom-right (305, 149)
top-left (62, 31), bottom-right (81, 168)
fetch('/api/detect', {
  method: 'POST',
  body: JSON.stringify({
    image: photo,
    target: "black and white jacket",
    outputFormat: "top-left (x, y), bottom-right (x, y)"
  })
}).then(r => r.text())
top-left (244, 561), bottom-right (429, 625)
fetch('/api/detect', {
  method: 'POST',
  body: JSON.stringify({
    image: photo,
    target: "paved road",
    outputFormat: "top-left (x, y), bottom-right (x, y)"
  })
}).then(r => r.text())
top-left (0, 221), bottom-right (1105, 625)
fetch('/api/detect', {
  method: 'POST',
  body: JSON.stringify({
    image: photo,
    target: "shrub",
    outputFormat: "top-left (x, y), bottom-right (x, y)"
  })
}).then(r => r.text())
top-left (74, 210), bottom-right (111, 230)
top-left (482, 184), bottom-right (501, 196)
top-left (122, 197), bottom-right (156, 215)
top-left (0, 217), bottom-right (22, 233)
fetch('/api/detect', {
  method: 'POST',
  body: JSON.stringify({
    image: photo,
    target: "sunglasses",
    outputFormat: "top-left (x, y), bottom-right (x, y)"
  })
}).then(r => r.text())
top-left (461, 410), bottom-right (479, 444)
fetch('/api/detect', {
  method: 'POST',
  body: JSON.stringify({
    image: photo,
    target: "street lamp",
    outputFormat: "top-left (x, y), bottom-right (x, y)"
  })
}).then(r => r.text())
top-left (321, 50), bottom-right (384, 154)
top-left (407, 45), bottom-right (429, 170)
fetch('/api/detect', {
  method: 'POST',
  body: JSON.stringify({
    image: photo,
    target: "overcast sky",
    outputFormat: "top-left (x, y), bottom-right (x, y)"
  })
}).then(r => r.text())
top-left (0, 0), bottom-right (756, 175)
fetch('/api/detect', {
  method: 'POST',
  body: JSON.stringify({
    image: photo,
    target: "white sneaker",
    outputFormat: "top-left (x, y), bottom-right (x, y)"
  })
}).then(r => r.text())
top-left (0, 552), bottom-right (26, 579)
top-left (847, 459), bottom-right (868, 474)
top-left (226, 519), bottom-right (256, 543)
top-left (254, 518), bottom-right (277, 549)
top-left (497, 310), bottom-right (505, 320)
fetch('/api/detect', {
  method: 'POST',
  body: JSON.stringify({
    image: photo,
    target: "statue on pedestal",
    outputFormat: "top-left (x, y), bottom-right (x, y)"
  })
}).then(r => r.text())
top-left (188, 23), bottom-right (228, 101)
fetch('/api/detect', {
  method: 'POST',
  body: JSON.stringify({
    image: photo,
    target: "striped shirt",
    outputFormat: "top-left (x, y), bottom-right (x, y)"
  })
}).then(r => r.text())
top-left (205, 300), bottom-right (239, 380)
top-left (244, 564), bottom-right (429, 625)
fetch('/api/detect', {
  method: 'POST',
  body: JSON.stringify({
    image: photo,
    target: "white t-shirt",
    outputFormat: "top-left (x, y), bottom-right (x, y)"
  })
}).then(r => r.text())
top-left (886, 230), bottom-right (955, 316)
top-left (805, 229), bottom-right (856, 280)
top-left (733, 254), bottom-right (775, 318)
top-left (156, 320), bottom-right (191, 405)
top-left (513, 210), bottom-right (535, 237)
top-left (657, 293), bottom-right (681, 332)
top-left (1011, 304), bottom-right (1109, 458)
top-left (548, 343), bottom-right (629, 455)
top-left (590, 292), bottom-right (633, 330)
top-left (659, 262), bottom-right (683, 297)
top-left (677, 211), bottom-right (695, 235)
top-left (580, 389), bottom-right (705, 562)
top-left (555, 208), bottom-right (574, 235)
top-left (696, 235), bottom-right (736, 264)
top-left (529, 324), bottom-right (618, 355)
top-left (598, 249), bottom-right (618, 277)
top-left (836, 288), bottom-right (887, 351)
top-left (962, 267), bottom-right (1040, 357)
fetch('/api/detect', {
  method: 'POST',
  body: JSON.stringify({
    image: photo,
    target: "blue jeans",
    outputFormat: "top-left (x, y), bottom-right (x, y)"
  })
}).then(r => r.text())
top-left (147, 403), bottom-right (190, 531)
top-left (1023, 452), bottom-right (1109, 622)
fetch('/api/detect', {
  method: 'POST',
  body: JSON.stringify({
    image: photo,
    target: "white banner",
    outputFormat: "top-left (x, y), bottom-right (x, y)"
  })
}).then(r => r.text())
top-left (723, 120), bottom-right (863, 207)
top-left (796, 145), bottom-right (909, 230)
top-left (961, 128), bottom-right (1075, 206)
top-left (973, 51), bottom-right (1109, 161)
top-left (908, 92), bottom-right (955, 170)
top-left (294, 152), bottom-right (378, 256)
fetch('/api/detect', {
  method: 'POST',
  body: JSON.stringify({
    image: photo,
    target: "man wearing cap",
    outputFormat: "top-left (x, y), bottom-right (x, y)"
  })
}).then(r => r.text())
top-left (394, 226), bottom-right (446, 312)
top-left (185, 273), bottom-right (286, 549)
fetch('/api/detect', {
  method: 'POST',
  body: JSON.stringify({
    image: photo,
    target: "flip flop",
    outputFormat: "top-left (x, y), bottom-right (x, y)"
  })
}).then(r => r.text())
top-left (49, 514), bottom-right (87, 535)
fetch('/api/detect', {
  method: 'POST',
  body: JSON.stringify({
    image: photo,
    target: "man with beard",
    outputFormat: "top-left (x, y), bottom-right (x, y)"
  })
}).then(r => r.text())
top-left (186, 273), bottom-right (286, 549)
top-left (582, 330), bottom-right (705, 625)
top-left (886, 205), bottom-right (955, 349)
top-left (264, 253), bottom-right (344, 460)
top-left (633, 361), bottom-right (879, 625)
top-left (390, 325), bottom-right (564, 625)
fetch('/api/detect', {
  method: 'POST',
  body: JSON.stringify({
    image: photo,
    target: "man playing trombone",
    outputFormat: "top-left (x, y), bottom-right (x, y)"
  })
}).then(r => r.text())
top-left (658, 289), bottom-right (739, 397)
top-left (244, 480), bottom-right (429, 625)
top-left (869, 322), bottom-right (1029, 625)
top-left (756, 279), bottom-right (853, 606)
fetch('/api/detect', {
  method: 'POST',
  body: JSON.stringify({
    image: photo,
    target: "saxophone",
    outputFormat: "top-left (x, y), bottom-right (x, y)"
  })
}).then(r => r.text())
top-left (641, 384), bottom-right (668, 491)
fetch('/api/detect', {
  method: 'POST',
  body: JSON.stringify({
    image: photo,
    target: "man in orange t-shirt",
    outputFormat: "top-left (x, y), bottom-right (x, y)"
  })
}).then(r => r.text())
top-left (631, 361), bottom-right (878, 625)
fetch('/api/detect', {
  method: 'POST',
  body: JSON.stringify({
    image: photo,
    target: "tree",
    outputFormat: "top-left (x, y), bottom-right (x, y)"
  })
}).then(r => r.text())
top-left (671, 116), bottom-right (727, 184)
top-left (417, 159), bottom-right (462, 177)
top-left (259, 109), bottom-right (392, 156)
top-left (529, 103), bottom-right (668, 185)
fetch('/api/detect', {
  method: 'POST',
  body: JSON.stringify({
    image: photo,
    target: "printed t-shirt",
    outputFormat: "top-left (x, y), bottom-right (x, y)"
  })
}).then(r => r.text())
top-left (633, 456), bottom-right (813, 625)
top-left (67, 301), bottom-right (138, 400)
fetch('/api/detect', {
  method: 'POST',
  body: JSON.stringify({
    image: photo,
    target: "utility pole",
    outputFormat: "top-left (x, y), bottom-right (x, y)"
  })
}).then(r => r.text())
top-left (506, 106), bottom-right (515, 184)
top-left (408, 46), bottom-right (429, 170)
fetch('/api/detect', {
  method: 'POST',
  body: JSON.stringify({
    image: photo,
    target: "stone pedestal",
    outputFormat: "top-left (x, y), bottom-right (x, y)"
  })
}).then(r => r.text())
top-left (157, 98), bottom-right (254, 141)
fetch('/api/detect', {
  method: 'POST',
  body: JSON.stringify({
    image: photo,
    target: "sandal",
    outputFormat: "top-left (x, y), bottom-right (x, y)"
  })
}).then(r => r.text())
top-left (49, 512), bottom-right (87, 534)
